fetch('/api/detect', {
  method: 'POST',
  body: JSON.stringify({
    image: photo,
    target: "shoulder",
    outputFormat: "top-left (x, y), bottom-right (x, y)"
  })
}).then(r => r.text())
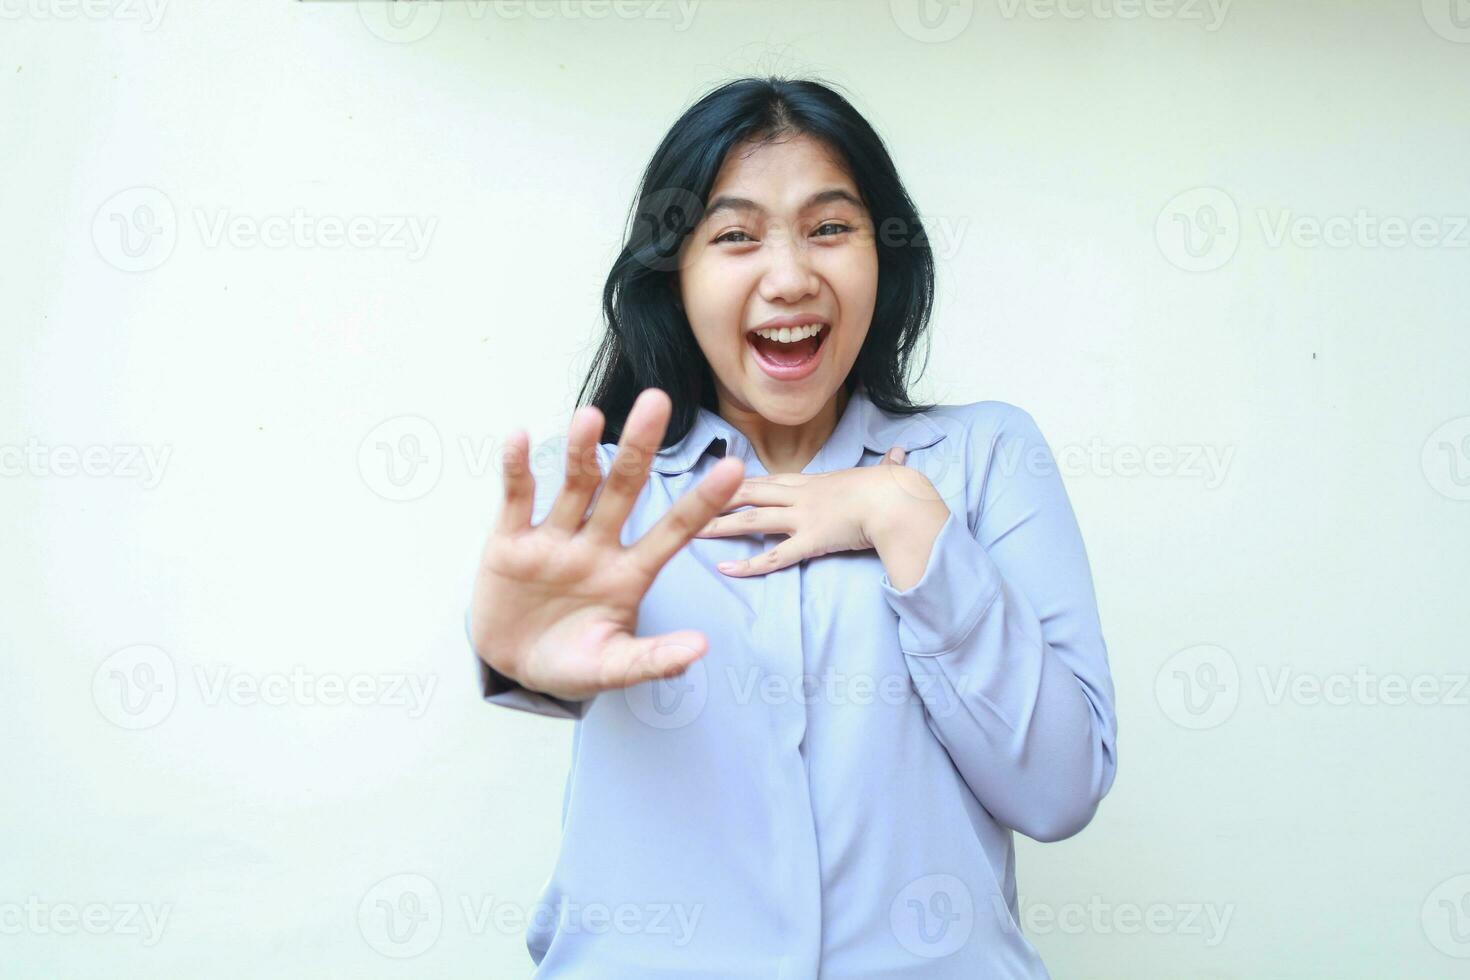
top-left (920, 397), bottom-right (1040, 435)
top-left (896, 397), bottom-right (1063, 524)
top-left (908, 397), bottom-right (1051, 464)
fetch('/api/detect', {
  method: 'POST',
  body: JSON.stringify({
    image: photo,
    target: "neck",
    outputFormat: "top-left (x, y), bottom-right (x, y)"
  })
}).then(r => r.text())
top-left (717, 383), bottom-right (851, 475)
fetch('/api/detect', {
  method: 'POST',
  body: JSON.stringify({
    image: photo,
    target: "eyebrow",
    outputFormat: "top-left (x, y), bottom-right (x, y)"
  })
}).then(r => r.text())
top-left (703, 187), bottom-right (866, 221)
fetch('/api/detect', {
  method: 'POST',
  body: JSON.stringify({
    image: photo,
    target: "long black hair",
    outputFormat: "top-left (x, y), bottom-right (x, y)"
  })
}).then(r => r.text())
top-left (578, 76), bottom-right (938, 446)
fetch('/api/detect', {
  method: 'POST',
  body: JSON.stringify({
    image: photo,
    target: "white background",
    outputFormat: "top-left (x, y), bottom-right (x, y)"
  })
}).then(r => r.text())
top-left (3, 0), bottom-right (1469, 976)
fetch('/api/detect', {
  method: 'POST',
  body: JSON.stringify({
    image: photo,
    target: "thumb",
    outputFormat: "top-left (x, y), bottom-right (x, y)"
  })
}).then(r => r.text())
top-left (880, 446), bottom-right (906, 466)
top-left (599, 630), bottom-right (707, 690)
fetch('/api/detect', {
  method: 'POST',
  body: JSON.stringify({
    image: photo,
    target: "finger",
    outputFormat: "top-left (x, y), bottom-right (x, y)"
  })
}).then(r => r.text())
top-left (715, 539), bottom-right (806, 577)
top-left (496, 429), bottom-right (534, 533)
top-left (596, 630), bottom-right (708, 691)
top-left (544, 405), bottom-right (607, 533)
top-left (880, 446), bottom-right (906, 466)
top-left (716, 480), bottom-right (796, 512)
top-left (694, 505), bottom-right (789, 539)
top-left (584, 388), bottom-right (670, 543)
top-left (628, 454), bottom-right (745, 574)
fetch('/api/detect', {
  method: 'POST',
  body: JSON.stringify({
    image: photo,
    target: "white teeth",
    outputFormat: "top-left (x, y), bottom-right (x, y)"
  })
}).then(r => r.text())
top-left (752, 323), bottom-right (826, 343)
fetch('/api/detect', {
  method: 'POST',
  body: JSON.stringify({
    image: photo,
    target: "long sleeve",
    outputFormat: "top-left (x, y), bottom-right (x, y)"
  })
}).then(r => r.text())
top-left (468, 606), bottom-right (587, 720)
top-left (467, 432), bottom-right (604, 722)
top-left (877, 404), bottom-right (1119, 843)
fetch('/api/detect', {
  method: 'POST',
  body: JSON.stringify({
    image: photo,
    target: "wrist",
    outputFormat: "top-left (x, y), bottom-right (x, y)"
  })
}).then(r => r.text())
top-left (864, 471), bottom-right (947, 552)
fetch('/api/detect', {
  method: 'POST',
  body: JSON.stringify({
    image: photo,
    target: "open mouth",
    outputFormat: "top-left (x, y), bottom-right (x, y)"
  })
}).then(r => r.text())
top-left (746, 323), bottom-right (830, 380)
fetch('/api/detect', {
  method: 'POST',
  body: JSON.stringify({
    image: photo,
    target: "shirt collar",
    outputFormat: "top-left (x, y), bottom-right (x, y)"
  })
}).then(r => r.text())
top-left (649, 381), bottom-right (948, 475)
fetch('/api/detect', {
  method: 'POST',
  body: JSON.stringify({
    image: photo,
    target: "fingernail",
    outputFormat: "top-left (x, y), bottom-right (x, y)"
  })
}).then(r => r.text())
top-left (717, 561), bottom-right (737, 572)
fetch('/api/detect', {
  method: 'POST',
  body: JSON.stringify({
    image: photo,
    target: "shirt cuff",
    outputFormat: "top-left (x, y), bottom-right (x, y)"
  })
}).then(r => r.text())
top-left (465, 607), bottom-right (588, 721)
top-left (877, 508), bottom-right (1005, 656)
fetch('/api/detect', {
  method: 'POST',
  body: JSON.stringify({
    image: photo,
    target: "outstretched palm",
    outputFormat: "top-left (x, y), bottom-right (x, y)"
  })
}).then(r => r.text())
top-left (470, 388), bottom-right (745, 703)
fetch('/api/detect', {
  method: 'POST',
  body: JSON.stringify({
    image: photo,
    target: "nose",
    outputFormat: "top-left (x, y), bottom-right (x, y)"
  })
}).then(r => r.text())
top-left (758, 229), bottom-right (820, 305)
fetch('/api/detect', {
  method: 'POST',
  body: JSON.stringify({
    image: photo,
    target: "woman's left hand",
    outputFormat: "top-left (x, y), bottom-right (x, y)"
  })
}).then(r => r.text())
top-left (694, 446), bottom-right (930, 576)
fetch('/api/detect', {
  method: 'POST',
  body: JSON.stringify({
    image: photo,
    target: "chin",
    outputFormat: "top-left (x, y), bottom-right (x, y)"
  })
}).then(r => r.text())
top-left (741, 382), bottom-right (834, 424)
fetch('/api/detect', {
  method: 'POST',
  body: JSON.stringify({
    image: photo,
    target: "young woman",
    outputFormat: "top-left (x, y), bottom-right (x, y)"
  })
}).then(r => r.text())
top-left (469, 76), bottom-right (1119, 979)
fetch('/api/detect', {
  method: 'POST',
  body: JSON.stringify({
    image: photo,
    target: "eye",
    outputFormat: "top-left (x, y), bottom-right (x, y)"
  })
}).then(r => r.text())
top-left (814, 222), bottom-right (851, 237)
top-left (714, 229), bottom-right (755, 244)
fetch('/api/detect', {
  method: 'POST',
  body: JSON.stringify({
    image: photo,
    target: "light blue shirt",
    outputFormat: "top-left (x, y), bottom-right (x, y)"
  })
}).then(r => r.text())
top-left (470, 381), bottom-right (1119, 978)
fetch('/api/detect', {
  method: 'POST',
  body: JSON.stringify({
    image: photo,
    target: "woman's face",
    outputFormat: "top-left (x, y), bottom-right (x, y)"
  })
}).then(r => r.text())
top-left (676, 133), bottom-right (878, 426)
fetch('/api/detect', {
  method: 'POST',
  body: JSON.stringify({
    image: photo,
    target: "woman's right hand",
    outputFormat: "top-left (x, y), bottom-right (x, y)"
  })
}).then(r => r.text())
top-left (469, 388), bottom-right (745, 704)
